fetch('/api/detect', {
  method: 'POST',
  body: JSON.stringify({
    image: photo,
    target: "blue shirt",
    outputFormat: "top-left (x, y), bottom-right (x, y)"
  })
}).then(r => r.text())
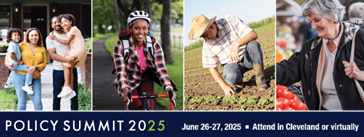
top-left (7, 41), bottom-right (21, 65)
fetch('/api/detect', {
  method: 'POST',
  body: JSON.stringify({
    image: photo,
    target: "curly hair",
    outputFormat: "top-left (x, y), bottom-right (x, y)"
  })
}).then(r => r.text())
top-left (24, 28), bottom-right (43, 47)
top-left (7, 28), bottom-right (22, 43)
top-left (59, 13), bottom-right (76, 26)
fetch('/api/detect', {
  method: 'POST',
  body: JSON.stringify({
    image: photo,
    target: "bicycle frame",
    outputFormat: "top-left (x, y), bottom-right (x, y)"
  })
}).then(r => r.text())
top-left (125, 90), bottom-right (176, 110)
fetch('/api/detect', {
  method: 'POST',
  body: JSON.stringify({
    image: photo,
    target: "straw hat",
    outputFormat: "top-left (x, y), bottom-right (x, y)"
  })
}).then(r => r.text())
top-left (189, 14), bottom-right (217, 40)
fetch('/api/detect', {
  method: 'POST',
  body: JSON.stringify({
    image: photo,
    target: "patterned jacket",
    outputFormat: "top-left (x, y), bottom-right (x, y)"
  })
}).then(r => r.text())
top-left (113, 35), bottom-right (175, 95)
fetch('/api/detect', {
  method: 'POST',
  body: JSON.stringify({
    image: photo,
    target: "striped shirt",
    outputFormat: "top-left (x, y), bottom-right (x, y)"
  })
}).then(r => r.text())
top-left (202, 15), bottom-right (253, 68)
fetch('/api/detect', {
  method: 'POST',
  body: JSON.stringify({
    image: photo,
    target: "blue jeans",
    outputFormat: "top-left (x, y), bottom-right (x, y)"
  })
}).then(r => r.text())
top-left (223, 40), bottom-right (263, 85)
top-left (12, 71), bottom-right (42, 110)
top-left (6, 64), bottom-right (33, 86)
top-left (52, 68), bottom-right (78, 110)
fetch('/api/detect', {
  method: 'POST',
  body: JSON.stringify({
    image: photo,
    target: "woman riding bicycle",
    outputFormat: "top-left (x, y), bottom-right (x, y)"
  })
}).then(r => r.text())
top-left (113, 10), bottom-right (177, 110)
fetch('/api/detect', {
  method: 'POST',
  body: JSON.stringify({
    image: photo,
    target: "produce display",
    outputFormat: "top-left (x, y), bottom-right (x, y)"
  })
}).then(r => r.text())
top-left (276, 24), bottom-right (296, 63)
top-left (276, 85), bottom-right (307, 111)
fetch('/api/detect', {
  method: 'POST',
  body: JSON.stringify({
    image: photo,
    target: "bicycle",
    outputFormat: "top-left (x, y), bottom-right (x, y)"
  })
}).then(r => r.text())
top-left (125, 90), bottom-right (177, 110)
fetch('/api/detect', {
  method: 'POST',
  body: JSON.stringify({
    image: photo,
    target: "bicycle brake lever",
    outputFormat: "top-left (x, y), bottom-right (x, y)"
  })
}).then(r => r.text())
top-left (171, 99), bottom-right (177, 109)
top-left (168, 90), bottom-right (177, 109)
top-left (126, 101), bottom-right (130, 110)
top-left (127, 91), bottom-right (132, 110)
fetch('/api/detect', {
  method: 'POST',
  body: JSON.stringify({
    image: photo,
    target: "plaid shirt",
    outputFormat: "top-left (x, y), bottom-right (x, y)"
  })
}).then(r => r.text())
top-left (113, 36), bottom-right (173, 94)
top-left (202, 15), bottom-right (253, 68)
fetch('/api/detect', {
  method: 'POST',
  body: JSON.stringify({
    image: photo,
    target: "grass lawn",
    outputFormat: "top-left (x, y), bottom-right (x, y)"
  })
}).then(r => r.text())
top-left (154, 51), bottom-right (183, 110)
top-left (93, 32), bottom-right (117, 43)
top-left (78, 84), bottom-right (92, 111)
top-left (104, 35), bottom-right (119, 57)
top-left (0, 88), bottom-right (17, 110)
top-left (104, 35), bottom-right (183, 110)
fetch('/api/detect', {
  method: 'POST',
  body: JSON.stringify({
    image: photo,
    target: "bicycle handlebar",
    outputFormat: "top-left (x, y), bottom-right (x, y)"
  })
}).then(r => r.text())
top-left (125, 90), bottom-right (176, 110)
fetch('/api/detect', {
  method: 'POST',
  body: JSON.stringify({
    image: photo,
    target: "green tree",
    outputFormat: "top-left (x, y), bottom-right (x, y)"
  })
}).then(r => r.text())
top-left (115, 0), bottom-right (153, 32)
top-left (93, 0), bottom-right (117, 35)
top-left (153, 1), bottom-right (183, 25)
top-left (171, 1), bottom-right (183, 24)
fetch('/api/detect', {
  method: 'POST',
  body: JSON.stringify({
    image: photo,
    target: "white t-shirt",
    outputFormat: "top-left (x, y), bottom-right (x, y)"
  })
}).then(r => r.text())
top-left (46, 32), bottom-right (69, 70)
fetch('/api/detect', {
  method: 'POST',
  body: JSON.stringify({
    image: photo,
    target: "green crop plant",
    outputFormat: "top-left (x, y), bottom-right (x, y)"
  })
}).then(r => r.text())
top-left (190, 97), bottom-right (202, 104)
top-left (195, 82), bottom-right (202, 88)
top-left (237, 97), bottom-right (247, 104)
top-left (187, 106), bottom-right (194, 110)
top-left (246, 96), bottom-right (257, 105)
top-left (203, 98), bottom-right (209, 103)
top-left (185, 64), bottom-right (202, 69)
top-left (269, 97), bottom-right (274, 102)
top-left (264, 63), bottom-right (275, 67)
top-left (211, 98), bottom-right (219, 104)
top-left (185, 68), bottom-right (205, 73)
top-left (240, 106), bottom-right (244, 110)
top-left (243, 77), bottom-right (249, 81)
top-left (185, 96), bottom-right (189, 102)
top-left (222, 95), bottom-right (238, 104)
top-left (209, 95), bottom-right (216, 101)
top-left (263, 49), bottom-right (274, 54)
top-left (222, 97), bottom-right (229, 103)
top-left (257, 98), bottom-right (268, 106)
top-left (263, 54), bottom-right (275, 59)
top-left (203, 72), bottom-right (211, 75)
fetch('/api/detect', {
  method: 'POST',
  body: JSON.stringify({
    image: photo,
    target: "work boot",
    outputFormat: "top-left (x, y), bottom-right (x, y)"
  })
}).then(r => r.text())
top-left (253, 64), bottom-right (268, 91)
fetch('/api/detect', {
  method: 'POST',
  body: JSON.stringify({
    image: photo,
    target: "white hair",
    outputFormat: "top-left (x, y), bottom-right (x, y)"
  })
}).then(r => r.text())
top-left (349, 2), bottom-right (364, 19)
top-left (303, 0), bottom-right (345, 22)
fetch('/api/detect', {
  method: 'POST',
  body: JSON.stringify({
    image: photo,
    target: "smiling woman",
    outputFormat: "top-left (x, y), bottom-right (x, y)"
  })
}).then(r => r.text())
top-left (112, 10), bottom-right (178, 110)
top-left (276, 0), bottom-right (364, 110)
top-left (5, 28), bottom-right (47, 111)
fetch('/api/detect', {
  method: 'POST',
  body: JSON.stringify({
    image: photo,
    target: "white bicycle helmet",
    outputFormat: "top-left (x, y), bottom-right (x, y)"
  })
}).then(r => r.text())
top-left (127, 10), bottom-right (150, 27)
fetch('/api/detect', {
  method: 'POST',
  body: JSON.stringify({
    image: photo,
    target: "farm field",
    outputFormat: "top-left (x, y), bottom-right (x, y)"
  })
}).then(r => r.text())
top-left (184, 22), bottom-right (275, 111)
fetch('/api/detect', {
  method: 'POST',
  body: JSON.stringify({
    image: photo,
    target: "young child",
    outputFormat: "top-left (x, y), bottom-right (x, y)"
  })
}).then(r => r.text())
top-left (4, 28), bottom-right (34, 95)
top-left (50, 14), bottom-right (87, 100)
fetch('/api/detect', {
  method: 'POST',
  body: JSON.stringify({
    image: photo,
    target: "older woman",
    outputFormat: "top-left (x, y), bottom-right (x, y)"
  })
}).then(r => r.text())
top-left (5, 28), bottom-right (47, 110)
top-left (113, 10), bottom-right (177, 110)
top-left (277, 0), bottom-right (364, 110)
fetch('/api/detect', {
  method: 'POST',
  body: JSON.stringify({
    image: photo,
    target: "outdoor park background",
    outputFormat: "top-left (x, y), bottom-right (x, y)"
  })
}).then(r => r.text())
top-left (184, 0), bottom-right (276, 110)
top-left (92, 0), bottom-right (183, 110)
